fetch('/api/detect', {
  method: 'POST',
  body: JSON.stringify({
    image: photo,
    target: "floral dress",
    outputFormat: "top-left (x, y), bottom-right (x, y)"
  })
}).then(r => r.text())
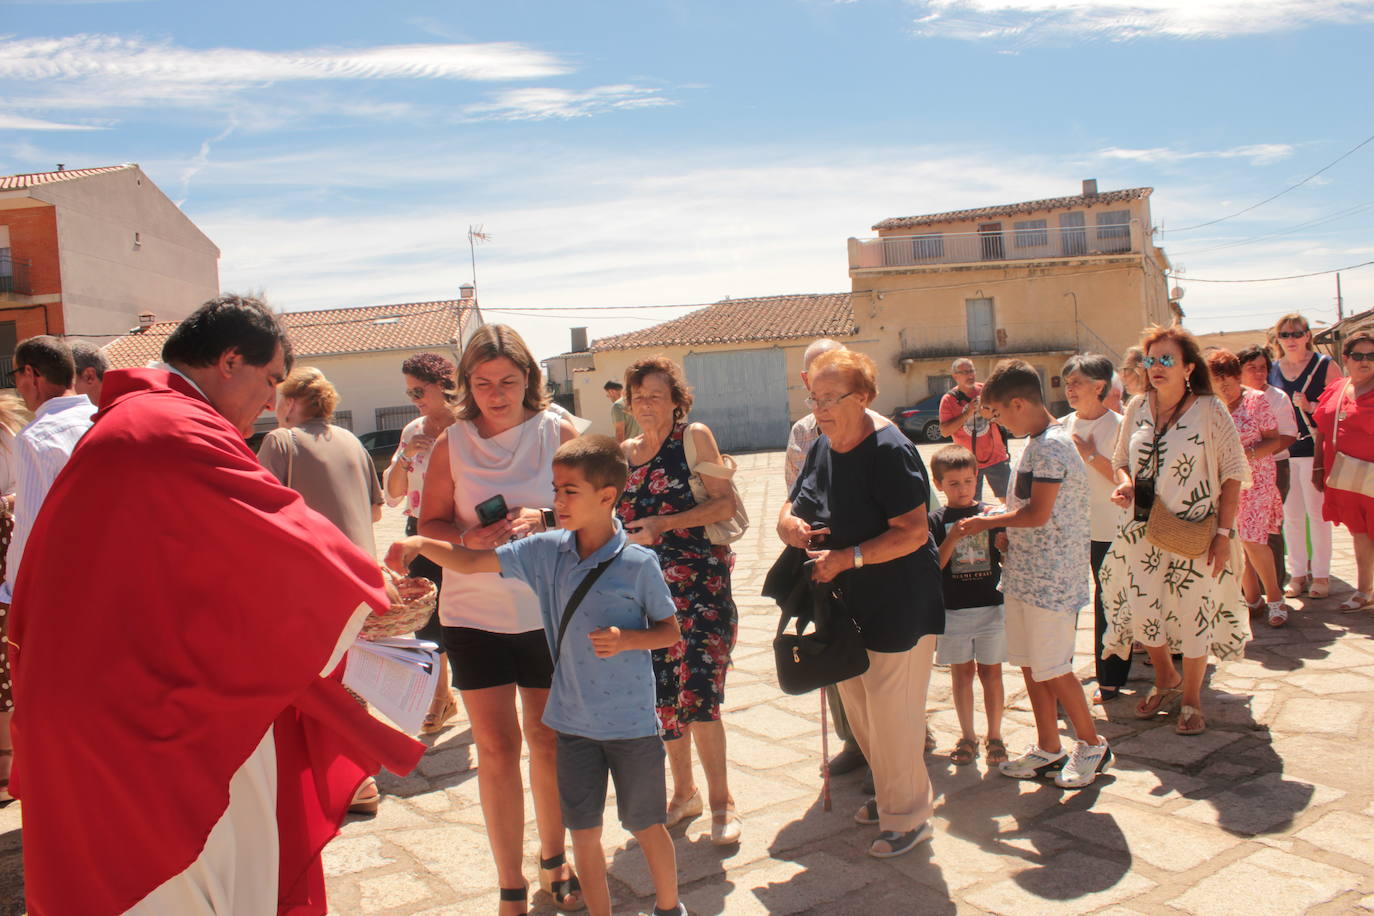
top-left (617, 423), bottom-right (737, 740)
top-left (1100, 395), bottom-right (1252, 661)
top-left (1232, 388), bottom-right (1282, 545)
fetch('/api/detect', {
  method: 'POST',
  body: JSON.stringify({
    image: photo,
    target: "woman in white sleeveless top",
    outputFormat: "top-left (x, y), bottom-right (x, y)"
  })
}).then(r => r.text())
top-left (418, 326), bottom-right (579, 914)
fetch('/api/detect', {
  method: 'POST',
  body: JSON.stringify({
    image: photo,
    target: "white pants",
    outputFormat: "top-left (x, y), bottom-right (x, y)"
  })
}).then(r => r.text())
top-left (1283, 456), bottom-right (1332, 579)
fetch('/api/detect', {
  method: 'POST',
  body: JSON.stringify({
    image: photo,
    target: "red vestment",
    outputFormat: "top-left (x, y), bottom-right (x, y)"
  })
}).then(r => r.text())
top-left (8, 368), bottom-right (424, 915)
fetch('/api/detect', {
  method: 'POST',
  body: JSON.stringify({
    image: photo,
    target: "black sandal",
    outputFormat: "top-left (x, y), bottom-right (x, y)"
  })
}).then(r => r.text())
top-left (539, 853), bottom-right (585, 911)
top-left (499, 885), bottom-right (528, 914)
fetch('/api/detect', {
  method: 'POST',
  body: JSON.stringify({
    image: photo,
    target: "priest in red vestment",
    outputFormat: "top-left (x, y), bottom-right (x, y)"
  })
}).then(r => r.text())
top-left (8, 295), bottom-right (425, 915)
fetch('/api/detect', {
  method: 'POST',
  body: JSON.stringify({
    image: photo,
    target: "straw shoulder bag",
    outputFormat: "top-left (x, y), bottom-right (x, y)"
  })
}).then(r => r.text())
top-left (1140, 397), bottom-right (1217, 559)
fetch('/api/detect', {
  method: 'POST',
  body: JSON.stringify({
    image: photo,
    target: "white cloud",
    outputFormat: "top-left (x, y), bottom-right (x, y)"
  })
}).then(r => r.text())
top-left (0, 112), bottom-right (103, 130)
top-left (0, 34), bottom-right (571, 109)
top-left (1099, 143), bottom-right (1294, 165)
top-left (909, 0), bottom-right (1374, 41)
top-left (464, 85), bottom-right (673, 121)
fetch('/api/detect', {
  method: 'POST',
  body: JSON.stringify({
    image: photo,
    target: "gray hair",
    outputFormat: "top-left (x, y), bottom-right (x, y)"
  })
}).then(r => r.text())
top-left (1062, 353), bottom-right (1115, 401)
top-left (70, 339), bottom-right (109, 380)
top-left (802, 338), bottom-right (845, 371)
top-left (950, 357), bottom-right (974, 373)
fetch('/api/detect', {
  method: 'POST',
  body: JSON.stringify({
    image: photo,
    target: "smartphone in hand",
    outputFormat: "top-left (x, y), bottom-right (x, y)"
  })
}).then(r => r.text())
top-left (475, 494), bottom-right (509, 528)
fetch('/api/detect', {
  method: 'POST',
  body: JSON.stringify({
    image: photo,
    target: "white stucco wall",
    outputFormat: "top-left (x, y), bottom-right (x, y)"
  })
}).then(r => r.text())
top-left (32, 166), bottom-right (220, 337)
top-left (304, 347), bottom-right (461, 436)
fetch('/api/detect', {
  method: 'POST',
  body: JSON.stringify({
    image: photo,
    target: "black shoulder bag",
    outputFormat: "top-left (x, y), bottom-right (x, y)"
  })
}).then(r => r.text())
top-left (554, 547), bottom-right (626, 666)
top-left (774, 581), bottom-right (869, 695)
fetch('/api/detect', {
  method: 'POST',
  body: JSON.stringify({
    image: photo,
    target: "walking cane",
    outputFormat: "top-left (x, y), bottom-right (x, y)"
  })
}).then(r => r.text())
top-left (820, 689), bottom-right (831, 812)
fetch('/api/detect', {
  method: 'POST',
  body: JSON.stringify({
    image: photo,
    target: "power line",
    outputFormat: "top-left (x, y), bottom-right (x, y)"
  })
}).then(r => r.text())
top-left (1172, 199), bottom-right (1374, 257)
top-left (1165, 131), bottom-right (1374, 233)
top-left (1170, 259), bottom-right (1374, 283)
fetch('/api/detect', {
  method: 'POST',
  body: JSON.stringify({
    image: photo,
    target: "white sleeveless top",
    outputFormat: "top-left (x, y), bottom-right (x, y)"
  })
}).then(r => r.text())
top-left (438, 409), bottom-right (563, 633)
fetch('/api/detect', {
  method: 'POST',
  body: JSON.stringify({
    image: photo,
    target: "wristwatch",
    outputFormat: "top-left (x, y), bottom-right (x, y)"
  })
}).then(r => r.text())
top-left (540, 508), bottom-right (557, 530)
top-left (852, 545), bottom-right (865, 569)
top-left (1216, 527), bottom-right (1234, 538)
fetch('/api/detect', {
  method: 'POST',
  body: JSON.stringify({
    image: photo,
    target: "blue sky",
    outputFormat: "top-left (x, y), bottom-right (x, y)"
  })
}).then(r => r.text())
top-left (3, 0), bottom-right (1373, 360)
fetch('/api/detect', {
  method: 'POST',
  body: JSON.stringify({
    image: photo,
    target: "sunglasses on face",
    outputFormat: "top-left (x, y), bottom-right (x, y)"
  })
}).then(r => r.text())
top-left (1140, 354), bottom-right (1176, 368)
top-left (1278, 331), bottom-right (1308, 339)
top-left (1347, 351), bottom-right (1374, 363)
top-left (405, 386), bottom-right (427, 400)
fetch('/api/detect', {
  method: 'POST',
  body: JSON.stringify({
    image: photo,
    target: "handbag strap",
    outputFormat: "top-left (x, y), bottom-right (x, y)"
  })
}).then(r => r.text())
top-left (286, 428), bottom-right (297, 488)
top-left (1334, 381), bottom-right (1354, 454)
top-left (554, 546), bottom-right (626, 663)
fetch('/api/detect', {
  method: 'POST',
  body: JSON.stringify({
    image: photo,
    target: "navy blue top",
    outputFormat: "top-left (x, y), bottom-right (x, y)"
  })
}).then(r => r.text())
top-left (1270, 353), bottom-right (1333, 459)
top-left (789, 423), bottom-right (945, 652)
top-left (497, 522), bottom-right (677, 740)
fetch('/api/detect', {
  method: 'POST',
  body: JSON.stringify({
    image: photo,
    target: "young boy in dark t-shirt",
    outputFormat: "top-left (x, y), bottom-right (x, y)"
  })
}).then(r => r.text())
top-left (929, 445), bottom-right (1007, 768)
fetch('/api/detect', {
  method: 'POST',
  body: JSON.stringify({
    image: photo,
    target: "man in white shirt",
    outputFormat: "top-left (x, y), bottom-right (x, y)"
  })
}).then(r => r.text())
top-left (3, 335), bottom-right (96, 603)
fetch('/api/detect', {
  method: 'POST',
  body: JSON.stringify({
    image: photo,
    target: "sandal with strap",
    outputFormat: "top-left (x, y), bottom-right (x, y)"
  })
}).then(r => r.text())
top-left (420, 689), bottom-right (459, 735)
top-left (950, 737), bottom-right (978, 766)
top-left (1308, 578), bottom-right (1330, 598)
top-left (1176, 705), bottom-right (1207, 736)
top-left (1284, 576), bottom-right (1309, 598)
top-left (1135, 683), bottom-right (1183, 719)
top-left (539, 853), bottom-right (585, 911)
top-left (1339, 591), bottom-right (1373, 613)
top-left (1267, 601), bottom-right (1290, 628)
top-left (347, 776), bottom-right (380, 816)
top-left (499, 885), bottom-right (529, 916)
top-left (984, 738), bottom-right (1008, 766)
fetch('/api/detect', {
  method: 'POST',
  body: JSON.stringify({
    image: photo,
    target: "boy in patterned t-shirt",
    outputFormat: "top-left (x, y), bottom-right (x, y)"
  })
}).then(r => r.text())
top-left (953, 359), bottom-right (1110, 790)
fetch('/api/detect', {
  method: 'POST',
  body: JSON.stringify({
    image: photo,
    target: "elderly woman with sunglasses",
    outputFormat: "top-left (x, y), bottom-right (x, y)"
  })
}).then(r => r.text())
top-left (1101, 326), bottom-right (1251, 737)
top-left (1270, 313), bottom-right (1343, 599)
top-left (1312, 331), bottom-right (1374, 612)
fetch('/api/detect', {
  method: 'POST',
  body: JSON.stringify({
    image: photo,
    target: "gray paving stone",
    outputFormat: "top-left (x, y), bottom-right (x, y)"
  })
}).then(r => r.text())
top-left (358, 872), bottom-right (440, 914)
top-left (1111, 726), bottom-right (1245, 766)
top-left (1175, 772), bottom-right (1344, 835)
top-left (961, 850), bottom-right (1155, 913)
top-left (728, 704), bottom-right (819, 740)
top-left (1271, 696), bottom-right (1367, 735)
top-left (736, 850), bottom-right (874, 916)
top-left (1044, 802), bottom-right (1239, 871)
top-left (323, 835), bottom-right (396, 877)
top-left (1166, 847), bottom-right (1359, 915)
top-left (1293, 810), bottom-right (1374, 861)
top-left (727, 730), bottom-right (810, 770)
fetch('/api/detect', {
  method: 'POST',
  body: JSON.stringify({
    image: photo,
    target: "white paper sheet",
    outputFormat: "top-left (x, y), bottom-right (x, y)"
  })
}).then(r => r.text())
top-left (342, 638), bottom-right (441, 735)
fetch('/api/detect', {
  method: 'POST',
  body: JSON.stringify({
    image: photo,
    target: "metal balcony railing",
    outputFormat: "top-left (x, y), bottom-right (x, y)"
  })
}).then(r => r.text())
top-left (896, 321), bottom-right (1088, 362)
top-left (0, 256), bottom-right (30, 296)
top-left (850, 220), bottom-right (1141, 271)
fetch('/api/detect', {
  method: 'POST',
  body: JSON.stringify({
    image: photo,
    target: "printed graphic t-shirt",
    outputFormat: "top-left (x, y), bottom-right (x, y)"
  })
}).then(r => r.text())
top-left (929, 502), bottom-right (1003, 610)
top-left (1000, 423), bottom-right (1091, 614)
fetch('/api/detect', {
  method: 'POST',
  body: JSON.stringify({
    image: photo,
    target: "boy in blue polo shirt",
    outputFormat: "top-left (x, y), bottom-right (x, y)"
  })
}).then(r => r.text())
top-left (387, 435), bottom-right (684, 916)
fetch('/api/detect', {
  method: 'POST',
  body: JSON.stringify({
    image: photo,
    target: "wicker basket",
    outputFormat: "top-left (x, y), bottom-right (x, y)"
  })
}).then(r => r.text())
top-left (360, 571), bottom-right (437, 641)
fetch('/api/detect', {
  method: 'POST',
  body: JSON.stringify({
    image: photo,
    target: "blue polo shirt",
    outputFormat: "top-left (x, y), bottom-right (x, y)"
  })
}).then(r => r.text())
top-left (496, 522), bottom-right (676, 740)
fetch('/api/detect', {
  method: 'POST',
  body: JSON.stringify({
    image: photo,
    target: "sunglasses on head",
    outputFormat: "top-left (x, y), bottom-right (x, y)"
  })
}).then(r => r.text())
top-left (1278, 330), bottom-right (1308, 339)
top-left (1347, 351), bottom-right (1374, 363)
top-left (1140, 354), bottom-right (1176, 368)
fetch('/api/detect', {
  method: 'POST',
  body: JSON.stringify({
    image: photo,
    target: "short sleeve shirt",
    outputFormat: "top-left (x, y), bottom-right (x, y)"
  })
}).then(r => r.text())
top-left (788, 424), bottom-right (944, 651)
top-left (1000, 424), bottom-right (1091, 613)
top-left (929, 503), bottom-right (1003, 610)
top-left (497, 524), bottom-right (676, 740)
top-left (1059, 410), bottom-right (1127, 543)
top-left (611, 398), bottom-right (641, 439)
top-left (939, 384), bottom-right (1009, 468)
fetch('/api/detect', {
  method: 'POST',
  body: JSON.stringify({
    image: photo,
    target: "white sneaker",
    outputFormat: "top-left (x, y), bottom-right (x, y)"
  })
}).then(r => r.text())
top-left (1055, 740), bottom-right (1113, 789)
top-left (998, 744), bottom-right (1067, 779)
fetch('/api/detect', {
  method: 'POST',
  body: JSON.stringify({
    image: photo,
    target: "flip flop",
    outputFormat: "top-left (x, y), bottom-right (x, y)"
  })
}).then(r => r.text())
top-left (1135, 684), bottom-right (1182, 719)
top-left (1176, 705), bottom-right (1207, 736)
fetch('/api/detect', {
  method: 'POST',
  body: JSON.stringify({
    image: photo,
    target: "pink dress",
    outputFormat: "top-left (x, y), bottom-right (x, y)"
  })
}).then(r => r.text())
top-left (1232, 388), bottom-right (1282, 544)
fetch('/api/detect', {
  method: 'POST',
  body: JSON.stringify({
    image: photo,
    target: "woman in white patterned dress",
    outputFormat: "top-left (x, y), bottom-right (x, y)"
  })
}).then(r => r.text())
top-left (1101, 326), bottom-right (1252, 737)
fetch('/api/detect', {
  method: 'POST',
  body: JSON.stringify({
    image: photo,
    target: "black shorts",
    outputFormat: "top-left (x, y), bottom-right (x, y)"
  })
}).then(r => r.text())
top-left (405, 517), bottom-right (446, 649)
top-left (443, 626), bottom-right (553, 691)
top-left (556, 732), bottom-right (667, 832)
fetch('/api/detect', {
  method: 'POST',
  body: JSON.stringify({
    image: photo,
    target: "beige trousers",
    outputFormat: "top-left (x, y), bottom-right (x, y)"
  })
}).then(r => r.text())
top-left (837, 634), bottom-right (936, 833)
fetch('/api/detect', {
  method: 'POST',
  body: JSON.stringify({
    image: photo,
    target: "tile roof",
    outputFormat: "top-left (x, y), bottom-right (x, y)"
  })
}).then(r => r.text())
top-left (592, 293), bottom-right (855, 352)
top-left (104, 299), bottom-right (478, 369)
top-left (873, 187), bottom-right (1152, 231)
top-left (0, 164), bottom-right (135, 191)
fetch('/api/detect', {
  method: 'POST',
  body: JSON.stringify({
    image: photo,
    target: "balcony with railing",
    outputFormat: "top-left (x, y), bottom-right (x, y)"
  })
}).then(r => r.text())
top-left (896, 320), bottom-right (1096, 363)
top-left (850, 220), bottom-right (1142, 272)
top-left (0, 256), bottom-right (31, 297)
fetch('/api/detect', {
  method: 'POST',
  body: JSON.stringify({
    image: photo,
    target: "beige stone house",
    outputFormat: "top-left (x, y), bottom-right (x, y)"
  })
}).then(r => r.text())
top-left (105, 297), bottom-right (484, 436)
top-left (848, 180), bottom-right (1175, 415)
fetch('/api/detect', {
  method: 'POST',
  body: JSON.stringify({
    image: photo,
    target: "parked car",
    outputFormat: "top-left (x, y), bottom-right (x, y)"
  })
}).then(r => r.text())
top-left (891, 393), bottom-right (949, 444)
top-left (357, 427), bottom-right (403, 476)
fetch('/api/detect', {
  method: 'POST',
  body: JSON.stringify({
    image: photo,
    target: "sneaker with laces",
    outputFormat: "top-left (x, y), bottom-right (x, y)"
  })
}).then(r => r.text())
top-left (998, 744), bottom-right (1067, 779)
top-left (1054, 740), bottom-right (1113, 789)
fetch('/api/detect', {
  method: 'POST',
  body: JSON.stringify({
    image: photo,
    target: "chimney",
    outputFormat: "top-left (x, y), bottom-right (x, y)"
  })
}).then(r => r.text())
top-left (137, 311), bottom-right (156, 329)
top-left (459, 283), bottom-right (475, 301)
top-left (1082, 179), bottom-right (1098, 197)
top-left (570, 327), bottom-right (588, 353)
top-left (56, 164), bottom-right (65, 172)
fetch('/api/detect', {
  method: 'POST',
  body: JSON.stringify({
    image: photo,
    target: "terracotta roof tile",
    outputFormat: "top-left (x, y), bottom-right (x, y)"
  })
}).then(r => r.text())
top-left (592, 293), bottom-right (854, 352)
top-left (104, 299), bottom-right (477, 369)
top-left (874, 187), bottom-right (1152, 231)
top-left (0, 165), bottom-right (134, 191)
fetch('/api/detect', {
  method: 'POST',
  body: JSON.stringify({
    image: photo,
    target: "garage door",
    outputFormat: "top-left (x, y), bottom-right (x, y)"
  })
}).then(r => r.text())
top-left (684, 348), bottom-right (790, 452)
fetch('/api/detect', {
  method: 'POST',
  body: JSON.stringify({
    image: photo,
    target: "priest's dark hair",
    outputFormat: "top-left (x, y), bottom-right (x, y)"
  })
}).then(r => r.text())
top-left (162, 294), bottom-right (294, 372)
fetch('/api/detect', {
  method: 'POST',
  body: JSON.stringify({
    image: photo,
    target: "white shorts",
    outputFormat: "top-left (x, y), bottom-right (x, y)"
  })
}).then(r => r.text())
top-left (1003, 595), bottom-right (1077, 682)
top-left (936, 604), bottom-right (1006, 666)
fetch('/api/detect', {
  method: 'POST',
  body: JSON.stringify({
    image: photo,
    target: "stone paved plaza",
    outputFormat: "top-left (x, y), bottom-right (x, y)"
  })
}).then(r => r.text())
top-left (3, 446), bottom-right (1374, 914)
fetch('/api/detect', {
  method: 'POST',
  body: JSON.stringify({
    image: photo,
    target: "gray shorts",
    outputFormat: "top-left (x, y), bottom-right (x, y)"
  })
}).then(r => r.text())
top-left (556, 732), bottom-right (667, 833)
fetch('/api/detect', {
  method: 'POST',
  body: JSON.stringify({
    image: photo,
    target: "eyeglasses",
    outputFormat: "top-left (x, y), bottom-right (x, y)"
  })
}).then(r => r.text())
top-left (805, 391), bottom-right (855, 410)
top-left (405, 386), bottom-right (427, 400)
top-left (1347, 351), bottom-right (1374, 363)
top-left (1278, 330), bottom-right (1308, 339)
top-left (1140, 354), bottom-right (1176, 368)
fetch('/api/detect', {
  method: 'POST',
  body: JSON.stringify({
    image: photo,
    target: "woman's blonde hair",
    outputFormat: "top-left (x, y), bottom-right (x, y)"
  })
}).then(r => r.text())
top-left (454, 324), bottom-right (547, 422)
top-left (278, 366), bottom-right (339, 421)
top-left (1118, 346), bottom-right (1148, 392)
top-left (1272, 312), bottom-right (1314, 353)
top-left (0, 394), bottom-right (30, 452)
top-left (810, 348), bottom-right (879, 401)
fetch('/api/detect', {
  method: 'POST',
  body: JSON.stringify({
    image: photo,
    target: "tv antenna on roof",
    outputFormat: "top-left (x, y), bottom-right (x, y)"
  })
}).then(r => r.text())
top-left (467, 225), bottom-right (492, 290)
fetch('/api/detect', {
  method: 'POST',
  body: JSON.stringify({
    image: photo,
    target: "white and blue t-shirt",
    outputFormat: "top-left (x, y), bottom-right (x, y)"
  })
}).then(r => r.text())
top-left (1001, 423), bottom-right (1091, 613)
top-left (497, 523), bottom-right (676, 741)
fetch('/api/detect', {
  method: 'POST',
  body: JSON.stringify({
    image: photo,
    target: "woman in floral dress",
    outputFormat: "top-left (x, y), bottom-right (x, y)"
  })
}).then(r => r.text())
top-left (1102, 326), bottom-right (1251, 736)
top-left (617, 355), bottom-right (742, 846)
top-left (1206, 349), bottom-right (1288, 628)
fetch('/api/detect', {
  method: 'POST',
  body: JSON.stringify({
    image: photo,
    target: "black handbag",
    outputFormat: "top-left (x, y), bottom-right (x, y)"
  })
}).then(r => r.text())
top-left (773, 582), bottom-right (869, 695)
